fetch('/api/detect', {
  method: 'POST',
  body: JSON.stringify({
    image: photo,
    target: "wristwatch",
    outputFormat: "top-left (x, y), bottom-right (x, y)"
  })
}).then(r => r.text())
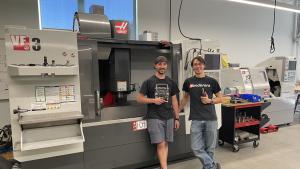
top-left (210, 99), bottom-right (214, 104)
top-left (175, 118), bottom-right (180, 121)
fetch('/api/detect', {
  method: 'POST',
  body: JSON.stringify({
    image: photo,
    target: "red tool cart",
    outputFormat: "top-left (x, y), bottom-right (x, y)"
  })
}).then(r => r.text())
top-left (218, 102), bottom-right (270, 152)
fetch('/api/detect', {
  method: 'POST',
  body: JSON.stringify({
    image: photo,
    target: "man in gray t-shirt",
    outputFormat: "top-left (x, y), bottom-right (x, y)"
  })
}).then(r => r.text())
top-left (137, 56), bottom-right (180, 169)
top-left (180, 56), bottom-right (222, 169)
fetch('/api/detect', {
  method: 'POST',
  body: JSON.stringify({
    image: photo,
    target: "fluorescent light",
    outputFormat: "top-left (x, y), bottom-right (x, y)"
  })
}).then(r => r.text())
top-left (227, 0), bottom-right (300, 13)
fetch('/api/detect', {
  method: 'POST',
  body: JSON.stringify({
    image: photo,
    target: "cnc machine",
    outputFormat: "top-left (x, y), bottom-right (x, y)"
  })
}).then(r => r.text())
top-left (257, 56), bottom-right (297, 126)
top-left (0, 6), bottom-right (194, 169)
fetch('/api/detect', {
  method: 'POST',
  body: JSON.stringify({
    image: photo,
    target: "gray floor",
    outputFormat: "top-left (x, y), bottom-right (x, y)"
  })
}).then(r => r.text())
top-left (155, 113), bottom-right (300, 169)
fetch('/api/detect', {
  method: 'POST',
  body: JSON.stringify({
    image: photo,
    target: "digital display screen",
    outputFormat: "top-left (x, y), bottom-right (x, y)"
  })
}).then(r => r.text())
top-left (288, 61), bottom-right (297, 70)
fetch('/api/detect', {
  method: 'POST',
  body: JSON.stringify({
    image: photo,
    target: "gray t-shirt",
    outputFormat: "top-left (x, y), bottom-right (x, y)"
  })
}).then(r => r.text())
top-left (182, 76), bottom-right (221, 121)
top-left (140, 75), bottom-right (179, 120)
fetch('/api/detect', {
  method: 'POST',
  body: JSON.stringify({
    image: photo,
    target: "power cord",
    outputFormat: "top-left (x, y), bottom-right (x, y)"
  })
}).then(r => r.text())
top-left (178, 0), bottom-right (218, 71)
top-left (199, 39), bottom-right (203, 55)
top-left (184, 48), bottom-right (200, 70)
top-left (178, 0), bottom-right (203, 52)
top-left (184, 46), bottom-right (213, 70)
top-left (270, 0), bottom-right (276, 54)
top-left (178, 0), bottom-right (200, 41)
top-left (178, 0), bottom-right (212, 69)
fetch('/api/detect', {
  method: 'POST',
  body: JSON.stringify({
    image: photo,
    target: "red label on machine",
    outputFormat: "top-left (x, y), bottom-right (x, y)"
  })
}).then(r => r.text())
top-left (10, 35), bottom-right (30, 51)
top-left (115, 21), bottom-right (128, 34)
top-left (132, 120), bottom-right (147, 131)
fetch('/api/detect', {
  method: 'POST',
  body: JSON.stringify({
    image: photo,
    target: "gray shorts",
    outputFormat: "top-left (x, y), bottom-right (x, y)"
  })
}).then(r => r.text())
top-left (147, 118), bottom-right (174, 144)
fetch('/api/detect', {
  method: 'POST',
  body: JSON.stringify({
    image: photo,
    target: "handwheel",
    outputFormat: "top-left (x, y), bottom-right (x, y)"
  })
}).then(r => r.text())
top-left (218, 140), bottom-right (224, 146)
top-left (232, 144), bottom-right (239, 152)
top-left (253, 140), bottom-right (259, 148)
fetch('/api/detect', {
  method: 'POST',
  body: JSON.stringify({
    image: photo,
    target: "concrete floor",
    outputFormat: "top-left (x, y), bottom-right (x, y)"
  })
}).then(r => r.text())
top-left (153, 113), bottom-right (300, 169)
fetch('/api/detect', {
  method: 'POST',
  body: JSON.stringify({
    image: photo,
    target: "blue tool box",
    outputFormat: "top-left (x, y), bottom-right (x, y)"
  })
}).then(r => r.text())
top-left (239, 94), bottom-right (262, 102)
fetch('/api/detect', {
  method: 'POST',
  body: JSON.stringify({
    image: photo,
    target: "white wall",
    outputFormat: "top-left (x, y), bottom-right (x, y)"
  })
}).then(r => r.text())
top-left (0, 0), bottom-right (40, 29)
top-left (0, 101), bottom-right (10, 127)
top-left (0, 0), bottom-right (40, 127)
top-left (138, 0), bottom-right (296, 67)
top-left (137, 0), bottom-right (171, 41)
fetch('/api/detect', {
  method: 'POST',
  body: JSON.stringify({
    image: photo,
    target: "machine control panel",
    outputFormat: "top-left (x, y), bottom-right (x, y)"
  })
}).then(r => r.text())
top-left (283, 58), bottom-right (296, 82)
top-left (240, 68), bottom-right (253, 93)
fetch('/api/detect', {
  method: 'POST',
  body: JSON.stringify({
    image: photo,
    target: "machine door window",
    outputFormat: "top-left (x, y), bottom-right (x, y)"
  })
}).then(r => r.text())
top-left (266, 69), bottom-right (281, 97)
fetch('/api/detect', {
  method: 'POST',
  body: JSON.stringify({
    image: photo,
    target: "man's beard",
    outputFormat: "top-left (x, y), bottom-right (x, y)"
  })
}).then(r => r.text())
top-left (158, 69), bottom-right (166, 74)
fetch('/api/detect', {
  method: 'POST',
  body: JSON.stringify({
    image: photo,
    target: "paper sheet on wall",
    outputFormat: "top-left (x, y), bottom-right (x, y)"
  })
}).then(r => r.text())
top-left (60, 85), bottom-right (75, 102)
top-left (45, 86), bottom-right (60, 104)
top-left (35, 85), bottom-right (76, 104)
top-left (0, 54), bottom-right (7, 72)
top-left (35, 86), bottom-right (46, 102)
top-left (31, 102), bottom-right (47, 111)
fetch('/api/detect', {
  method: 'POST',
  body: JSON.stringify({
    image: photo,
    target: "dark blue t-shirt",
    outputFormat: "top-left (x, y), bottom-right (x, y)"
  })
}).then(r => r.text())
top-left (182, 76), bottom-right (221, 121)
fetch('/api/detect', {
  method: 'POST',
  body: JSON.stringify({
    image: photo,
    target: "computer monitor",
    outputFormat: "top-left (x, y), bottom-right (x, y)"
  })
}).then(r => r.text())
top-left (288, 60), bottom-right (297, 70)
top-left (204, 53), bottom-right (221, 70)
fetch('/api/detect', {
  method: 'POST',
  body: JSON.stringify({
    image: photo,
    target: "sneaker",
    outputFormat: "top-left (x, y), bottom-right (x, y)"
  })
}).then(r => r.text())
top-left (216, 163), bottom-right (221, 169)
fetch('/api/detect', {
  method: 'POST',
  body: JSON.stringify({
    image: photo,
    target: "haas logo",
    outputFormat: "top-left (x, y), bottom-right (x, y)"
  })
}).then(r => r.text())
top-left (10, 35), bottom-right (41, 51)
top-left (115, 21), bottom-right (128, 34)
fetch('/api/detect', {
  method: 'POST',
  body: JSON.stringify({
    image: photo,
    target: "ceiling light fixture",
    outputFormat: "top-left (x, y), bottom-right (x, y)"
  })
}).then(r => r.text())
top-left (227, 0), bottom-right (300, 13)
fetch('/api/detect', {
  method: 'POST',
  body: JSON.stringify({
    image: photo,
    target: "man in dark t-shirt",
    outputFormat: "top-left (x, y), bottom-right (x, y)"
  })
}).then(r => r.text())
top-left (137, 56), bottom-right (180, 169)
top-left (180, 56), bottom-right (222, 169)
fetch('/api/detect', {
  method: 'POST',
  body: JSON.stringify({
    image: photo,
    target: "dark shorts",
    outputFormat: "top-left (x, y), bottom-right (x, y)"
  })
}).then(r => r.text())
top-left (147, 118), bottom-right (174, 144)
